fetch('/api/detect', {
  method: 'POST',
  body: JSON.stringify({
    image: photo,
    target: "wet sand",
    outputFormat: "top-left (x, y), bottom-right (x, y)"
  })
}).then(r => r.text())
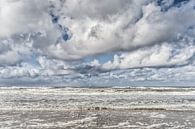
top-left (0, 87), bottom-right (195, 129)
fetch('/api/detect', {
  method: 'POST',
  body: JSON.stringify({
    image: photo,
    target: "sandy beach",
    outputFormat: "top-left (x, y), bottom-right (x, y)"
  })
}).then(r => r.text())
top-left (0, 87), bottom-right (195, 129)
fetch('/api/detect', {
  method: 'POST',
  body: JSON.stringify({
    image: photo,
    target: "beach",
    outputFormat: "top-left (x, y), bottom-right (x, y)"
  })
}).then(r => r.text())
top-left (0, 87), bottom-right (195, 129)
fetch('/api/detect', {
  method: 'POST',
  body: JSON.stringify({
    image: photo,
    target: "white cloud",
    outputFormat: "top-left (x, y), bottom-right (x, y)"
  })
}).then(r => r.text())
top-left (0, 0), bottom-right (52, 37)
top-left (101, 42), bottom-right (195, 70)
top-left (0, 56), bottom-right (74, 78)
top-left (0, 51), bottom-right (22, 66)
top-left (47, 0), bottom-right (195, 60)
top-left (0, 0), bottom-right (194, 86)
top-left (0, 38), bottom-right (32, 65)
top-left (0, 0), bottom-right (194, 61)
top-left (0, 0), bottom-right (61, 64)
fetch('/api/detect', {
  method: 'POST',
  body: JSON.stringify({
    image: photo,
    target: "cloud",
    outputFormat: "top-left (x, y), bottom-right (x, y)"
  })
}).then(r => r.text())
top-left (0, 0), bottom-right (51, 37)
top-left (101, 41), bottom-right (195, 70)
top-left (0, 39), bottom-right (32, 65)
top-left (46, 0), bottom-right (195, 60)
top-left (0, 0), bottom-right (194, 86)
top-left (0, 56), bottom-right (74, 78)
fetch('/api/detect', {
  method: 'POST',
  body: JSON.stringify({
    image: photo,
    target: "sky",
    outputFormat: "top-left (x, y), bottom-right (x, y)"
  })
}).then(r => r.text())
top-left (0, 0), bottom-right (195, 87)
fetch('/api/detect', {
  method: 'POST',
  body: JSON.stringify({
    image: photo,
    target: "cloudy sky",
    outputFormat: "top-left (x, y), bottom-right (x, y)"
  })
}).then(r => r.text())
top-left (0, 0), bottom-right (194, 87)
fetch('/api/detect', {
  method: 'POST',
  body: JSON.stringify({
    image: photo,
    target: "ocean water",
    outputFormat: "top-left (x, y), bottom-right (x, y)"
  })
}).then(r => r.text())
top-left (0, 87), bottom-right (195, 129)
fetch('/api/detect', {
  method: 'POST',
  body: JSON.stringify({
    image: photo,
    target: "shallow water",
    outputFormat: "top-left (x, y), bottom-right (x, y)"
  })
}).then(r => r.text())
top-left (0, 87), bottom-right (195, 129)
